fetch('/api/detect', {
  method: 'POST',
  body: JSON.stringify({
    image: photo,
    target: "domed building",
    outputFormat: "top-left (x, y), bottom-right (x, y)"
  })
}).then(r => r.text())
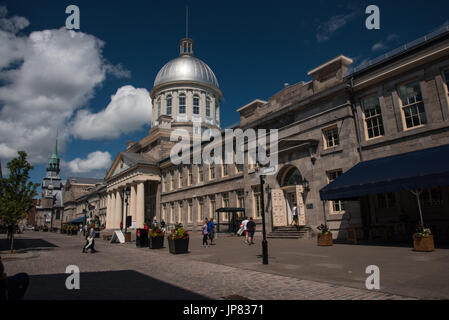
top-left (150, 38), bottom-right (222, 134)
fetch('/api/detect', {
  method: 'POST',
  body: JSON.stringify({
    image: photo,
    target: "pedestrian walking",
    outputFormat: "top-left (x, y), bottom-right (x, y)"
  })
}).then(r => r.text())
top-left (291, 203), bottom-right (299, 227)
top-left (160, 219), bottom-right (166, 233)
top-left (82, 227), bottom-right (97, 253)
top-left (208, 218), bottom-right (216, 245)
top-left (201, 219), bottom-right (209, 248)
top-left (242, 217), bottom-right (249, 244)
top-left (246, 217), bottom-right (256, 245)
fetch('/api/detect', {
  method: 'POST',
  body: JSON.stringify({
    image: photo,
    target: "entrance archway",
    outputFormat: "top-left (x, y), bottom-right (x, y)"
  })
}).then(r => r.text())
top-left (271, 166), bottom-right (306, 227)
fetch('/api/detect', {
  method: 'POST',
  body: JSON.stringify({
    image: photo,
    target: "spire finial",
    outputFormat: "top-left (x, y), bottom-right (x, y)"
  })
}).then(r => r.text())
top-left (186, 6), bottom-right (189, 39)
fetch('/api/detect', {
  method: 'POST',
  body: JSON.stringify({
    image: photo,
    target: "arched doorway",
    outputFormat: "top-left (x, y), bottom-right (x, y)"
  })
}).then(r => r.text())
top-left (271, 166), bottom-right (306, 227)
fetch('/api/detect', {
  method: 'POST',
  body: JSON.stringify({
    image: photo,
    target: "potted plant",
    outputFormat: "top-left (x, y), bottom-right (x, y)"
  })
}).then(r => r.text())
top-left (167, 225), bottom-right (189, 254)
top-left (149, 227), bottom-right (165, 249)
top-left (317, 224), bottom-right (333, 246)
top-left (413, 226), bottom-right (434, 252)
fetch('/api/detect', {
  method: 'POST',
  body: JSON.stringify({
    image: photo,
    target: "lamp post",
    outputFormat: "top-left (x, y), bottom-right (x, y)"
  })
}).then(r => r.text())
top-left (83, 201), bottom-right (88, 236)
top-left (124, 186), bottom-right (131, 234)
top-left (256, 162), bottom-right (269, 265)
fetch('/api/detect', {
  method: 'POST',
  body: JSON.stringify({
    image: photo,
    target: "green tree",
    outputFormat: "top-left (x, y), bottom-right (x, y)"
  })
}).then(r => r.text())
top-left (0, 151), bottom-right (39, 253)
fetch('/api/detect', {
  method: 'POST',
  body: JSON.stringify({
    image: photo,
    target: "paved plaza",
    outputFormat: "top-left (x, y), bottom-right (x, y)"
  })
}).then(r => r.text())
top-left (2, 231), bottom-right (449, 300)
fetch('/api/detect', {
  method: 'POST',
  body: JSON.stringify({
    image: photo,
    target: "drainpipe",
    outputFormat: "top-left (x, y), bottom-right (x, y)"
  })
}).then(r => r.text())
top-left (349, 77), bottom-right (364, 162)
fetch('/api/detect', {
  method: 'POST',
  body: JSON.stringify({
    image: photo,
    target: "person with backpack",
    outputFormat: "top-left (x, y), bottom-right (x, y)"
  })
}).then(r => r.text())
top-left (201, 219), bottom-right (209, 248)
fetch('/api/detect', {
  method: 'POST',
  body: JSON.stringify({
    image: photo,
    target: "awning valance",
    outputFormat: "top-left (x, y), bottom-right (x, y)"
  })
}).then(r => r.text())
top-left (66, 216), bottom-right (86, 224)
top-left (320, 144), bottom-right (449, 201)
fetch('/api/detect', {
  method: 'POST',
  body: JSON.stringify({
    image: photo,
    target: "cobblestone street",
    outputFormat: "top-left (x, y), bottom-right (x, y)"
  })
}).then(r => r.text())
top-left (2, 231), bottom-right (448, 300)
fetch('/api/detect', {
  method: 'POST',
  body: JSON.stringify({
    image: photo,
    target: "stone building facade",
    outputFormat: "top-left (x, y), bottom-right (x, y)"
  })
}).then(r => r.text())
top-left (105, 26), bottom-right (449, 241)
top-left (63, 177), bottom-right (106, 225)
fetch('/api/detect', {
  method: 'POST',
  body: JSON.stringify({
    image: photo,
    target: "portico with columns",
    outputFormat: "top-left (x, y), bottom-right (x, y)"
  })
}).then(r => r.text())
top-left (105, 152), bottom-right (160, 230)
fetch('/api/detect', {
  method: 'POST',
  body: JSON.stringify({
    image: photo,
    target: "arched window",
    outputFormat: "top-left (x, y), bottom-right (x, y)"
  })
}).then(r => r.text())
top-left (206, 98), bottom-right (211, 117)
top-left (193, 95), bottom-right (200, 115)
top-left (166, 95), bottom-right (172, 115)
top-left (179, 93), bottom-right (186, 114)
top-left (281, 167), bottom-right (302, 187)
top-left (157, 98), bottom-right (161, 118)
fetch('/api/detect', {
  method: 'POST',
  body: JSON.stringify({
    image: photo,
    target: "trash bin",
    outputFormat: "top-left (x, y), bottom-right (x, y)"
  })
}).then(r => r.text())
top-left (136, 228), bottom-right (148, 247)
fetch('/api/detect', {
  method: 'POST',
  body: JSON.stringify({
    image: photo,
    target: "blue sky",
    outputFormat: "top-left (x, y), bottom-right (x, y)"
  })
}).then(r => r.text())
top-left (1, 0), bottom-right (449, 191)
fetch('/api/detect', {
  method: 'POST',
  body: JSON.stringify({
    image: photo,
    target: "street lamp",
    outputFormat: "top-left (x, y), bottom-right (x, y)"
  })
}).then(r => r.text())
top-left (124, 186), bottom-right (131, 234)
top-left (83, 201), bottom-right (88, 236)
top-left (301, 178), bottom-right (310, 192)
top-left (255, 162), bottom-right (269, 265)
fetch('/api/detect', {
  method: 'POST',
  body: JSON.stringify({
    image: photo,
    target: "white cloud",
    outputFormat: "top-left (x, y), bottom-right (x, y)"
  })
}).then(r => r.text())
top-left (0, 6), bottom-right (132, 168)
top-left (65, 151), bottom-right (112, 174)
top-left (70, 85), bottom-right (152, 140)
top-left (316, 12), bottom-right (357, 43)
top-left (371, 42), bottom-right (386, 52)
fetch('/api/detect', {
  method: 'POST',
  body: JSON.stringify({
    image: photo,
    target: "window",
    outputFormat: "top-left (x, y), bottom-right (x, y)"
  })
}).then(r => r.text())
top-left (193, 95), bottom-right (200, 115)
top-left (162, 204), bottom-right (166, 221)
top-left (362, 96), bottom-right (384, 139)
top-left (166, 95), bottom-right (172, 115)
top-left (170, 203), bottom-right (174, 223)
top-left (222, 164), bottom-right (228, 177)
top-left (157, 99), bottom-right (161, 118)
top-left (206, 98), bottom-right (211, 117)
top-left (327, 170), bottom-right (345, 213)
top-left (188, 166), bottom-right (193, 185)
top-left (422, 188), bottom-right (442, 207)
top-left (198, 165), bottom-right (204, 182)
top-left (210, 196), bottom-right (216, 219)
top-left (377, 193), bottom-right (396, 209)
top-left (162, 174), bottom-right (166, 192)
top-left (398, 81), bottom-right (426, 129)
top-left (323, 126), bottom-right (340, 148)
top-left (179, 93), bottom-right (186, 114)
top-left (170, 170), bottom-right (175, 190)
top-left (209, 163), bottom-right (215, 180)
top-left (179, 167), bottom-right (183, 187)
top-left (215, 101), bottom-right (219, 123)
top-left (188, 200), bottom-right (193, 223)
top-left (237, 190), bottom-right (245, 209)
top-left (222, 193), bottom-right (229, 220)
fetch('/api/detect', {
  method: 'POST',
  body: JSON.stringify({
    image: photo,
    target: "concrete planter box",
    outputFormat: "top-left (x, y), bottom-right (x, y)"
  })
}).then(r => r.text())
top-left (149, 236), bottom-right (164, 249)
top-left (413, 235), bottom-right (435, 252)
top-left (168, 238), bottom-right (189, 254)
top-left (317, 233), bottom-right (333, 246)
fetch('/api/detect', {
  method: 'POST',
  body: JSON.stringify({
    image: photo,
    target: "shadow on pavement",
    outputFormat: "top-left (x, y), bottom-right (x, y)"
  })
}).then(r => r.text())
top-left (0, 238), bottom-right (58, 251)
top-left (26, 270), bottom-right (207, 300)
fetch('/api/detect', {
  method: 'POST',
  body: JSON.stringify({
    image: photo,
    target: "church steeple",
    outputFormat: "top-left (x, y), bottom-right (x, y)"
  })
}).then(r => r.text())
top-left (47, 137), bottom-right (60, 175)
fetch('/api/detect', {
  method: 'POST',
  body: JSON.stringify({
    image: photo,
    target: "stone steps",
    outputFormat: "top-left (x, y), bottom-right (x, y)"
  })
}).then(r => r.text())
top-left (267, 226), bottom-right (312, 239)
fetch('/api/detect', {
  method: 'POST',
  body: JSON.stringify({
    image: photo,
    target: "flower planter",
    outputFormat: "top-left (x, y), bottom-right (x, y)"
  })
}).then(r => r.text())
top-left (413, 235), bottom-right (434, 252)
top-left (149, 236), bottom-right (164, 249)
top-left (168, 237), bottom-right (189, 254)
top-left (317, 233), bottom-right (333, 246)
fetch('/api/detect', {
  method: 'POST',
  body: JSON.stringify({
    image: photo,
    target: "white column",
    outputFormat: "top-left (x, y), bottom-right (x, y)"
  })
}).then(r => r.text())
top-left (109, 192), bottom-right (116, 229)
top-left (106, 193), bottom-right (111, 229)
top-left (136, 182), bottom-right (145, 229)
top-left (115, 190), bottom-right (122, 229)
top-left (130, 184), bottom-right (137, 226)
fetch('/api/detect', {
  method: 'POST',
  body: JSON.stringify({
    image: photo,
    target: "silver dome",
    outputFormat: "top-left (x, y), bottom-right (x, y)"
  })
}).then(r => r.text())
top-left (154, 55), bottom-right (219, 89)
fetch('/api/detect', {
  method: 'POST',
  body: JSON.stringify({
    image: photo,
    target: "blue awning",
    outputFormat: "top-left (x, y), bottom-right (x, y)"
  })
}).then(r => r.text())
top-left (67, 216), bottom-right (86, 224)
top-left (320, 144), bottom-right (449, 201)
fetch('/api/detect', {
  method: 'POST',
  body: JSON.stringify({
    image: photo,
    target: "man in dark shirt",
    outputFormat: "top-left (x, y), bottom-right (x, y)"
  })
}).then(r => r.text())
top-left (246, 217), bottom-right (256, 245)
